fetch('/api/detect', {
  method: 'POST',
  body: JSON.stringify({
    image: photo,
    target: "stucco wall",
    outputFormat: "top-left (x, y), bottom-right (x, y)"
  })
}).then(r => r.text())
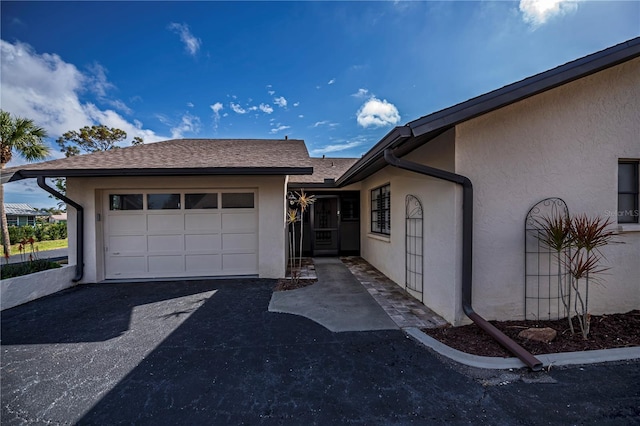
top-left (66, 175), bottom-right (288, 282)
top-left (456, 58), bottom-right (640, 321)
top-left (360, 129), bottom-right (464, 323)
top-left (1, 265), bottom-right (76, 311)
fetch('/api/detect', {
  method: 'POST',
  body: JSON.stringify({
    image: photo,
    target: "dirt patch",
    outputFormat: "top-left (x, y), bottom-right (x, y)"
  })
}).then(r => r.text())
top-left (421, 310), bottom-right (640, 357)
top-left (274, 278), bottom-right (317, 292)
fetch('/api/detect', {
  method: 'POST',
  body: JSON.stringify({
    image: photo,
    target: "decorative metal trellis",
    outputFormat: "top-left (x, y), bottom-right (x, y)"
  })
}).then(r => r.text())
top-left (524, 197), bottom-right (571, 320)
top-left (405, 195), bottom-right (423, 298)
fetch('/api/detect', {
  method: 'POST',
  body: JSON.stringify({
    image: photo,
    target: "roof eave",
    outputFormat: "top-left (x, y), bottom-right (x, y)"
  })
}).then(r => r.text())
top-left (335, 37), bottom-right (640, 187)
top-left (6, 167), bottom-right (314, 183)
top-left (409, 37), bottom-right (640, 137)
top-left (335, 126), bottom-right (412, 186)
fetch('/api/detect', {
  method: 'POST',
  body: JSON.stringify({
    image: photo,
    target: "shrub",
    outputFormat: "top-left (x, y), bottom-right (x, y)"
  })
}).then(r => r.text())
top-left (6, 223), bottom-right (67, 245)
top-left (1, 259), bottom-right (62, 279)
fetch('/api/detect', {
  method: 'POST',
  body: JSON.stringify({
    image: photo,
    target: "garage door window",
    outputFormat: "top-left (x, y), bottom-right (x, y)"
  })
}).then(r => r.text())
top-left (185, 193), bottom-right (218, 209)
top-left (148, 193), bottom-right (181, 210)
top-left (222, 193), bottom-right (254, 209)
top-left (109, 194), bottom-right (143, 210)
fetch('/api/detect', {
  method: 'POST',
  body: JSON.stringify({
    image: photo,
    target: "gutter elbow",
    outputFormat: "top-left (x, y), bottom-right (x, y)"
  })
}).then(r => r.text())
top-left (383, 148), bottom-right (398, 166)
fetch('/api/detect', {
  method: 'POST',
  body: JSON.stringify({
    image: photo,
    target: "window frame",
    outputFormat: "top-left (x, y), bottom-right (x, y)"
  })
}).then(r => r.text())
top-left (618, 161), bottom-right (639, 224)
top-left (370, 183), bottom-right (391, 236)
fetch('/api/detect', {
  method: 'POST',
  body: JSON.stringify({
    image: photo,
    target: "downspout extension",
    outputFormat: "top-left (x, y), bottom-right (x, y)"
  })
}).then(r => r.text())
top-left (36, 176), bottom-right (84, 282)
top-left (383, 149), bottom-right (542, 371)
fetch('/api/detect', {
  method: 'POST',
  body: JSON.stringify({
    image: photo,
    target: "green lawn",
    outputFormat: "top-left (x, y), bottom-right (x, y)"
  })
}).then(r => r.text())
top-left (8, 239), bottom-right (68, 256)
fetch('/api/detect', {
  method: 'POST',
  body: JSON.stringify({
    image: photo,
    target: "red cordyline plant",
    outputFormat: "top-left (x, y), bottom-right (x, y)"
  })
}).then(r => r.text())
top-left (535, 214), bottom-right (574, 334)
top-left (536, 213), bottom-right (619, 339)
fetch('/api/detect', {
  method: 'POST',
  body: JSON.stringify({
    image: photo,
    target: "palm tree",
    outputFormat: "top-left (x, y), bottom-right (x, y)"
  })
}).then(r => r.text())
top-left (1, 110), bottom-right (50, 256)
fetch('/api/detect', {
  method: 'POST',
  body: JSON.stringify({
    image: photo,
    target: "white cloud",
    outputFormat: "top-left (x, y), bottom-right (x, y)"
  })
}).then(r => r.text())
top-left (351, 88), bottom-right (369, 98)
top-left (298, 115), bottom-right (304, 118)
top-left (230, 102), bottom-right (247, 114)
top-left (248, 106), bottom-right (258, 111)
top-left (274, 96), bottom-right (287, 108)
top-left (310, 138), bottom-right (367, 155)
top-left (104, 99), bottom-right (133, 115)
top-left (0, 39), bottom-right (164, 152)
top-left (210, 102), bottom-right (223, 115)
top-left (187, 102), bottom-right (194, 108)
top-left (519, 0), bottom-right (579, 27)
top-left (328, 78), bottom-right (336, 85)
top-left (168, 112), bottom-right (201, 139)
top-left (270, 125), bottom-right (290, 134)
top-left (268, 90), bottom-right (275, 96)
top-left (293, 102), bottom-right (300, 107)
top-left (86, 63), bottom-right (114, 97)
top-left (259, 103), bottom-right (274, 114)
top-left (356, 97), bottom-right (401, 128)
top-left (210, 102), bottom-right (223, 129)
top-left (313, 120), bottom-right (339, 128)
top-left (167, 22), bottom-right (201, 56)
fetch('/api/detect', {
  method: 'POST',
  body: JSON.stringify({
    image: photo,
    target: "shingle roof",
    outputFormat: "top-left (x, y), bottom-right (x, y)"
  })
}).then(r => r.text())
top-left (5, 203), bottom-right (50, 216)
top-left (3, 139), bottom-right (313, 182)
top-left (288, 157), bottom-right (359, 185)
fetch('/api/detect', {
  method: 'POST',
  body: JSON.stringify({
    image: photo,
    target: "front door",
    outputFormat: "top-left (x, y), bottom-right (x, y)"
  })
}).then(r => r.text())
top-left (311, 196), bottom-right (339, 256)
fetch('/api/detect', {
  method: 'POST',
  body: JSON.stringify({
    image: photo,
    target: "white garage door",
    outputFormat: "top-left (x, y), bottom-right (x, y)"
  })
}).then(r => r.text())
top-left (104, 190), bottom-right (258, 279)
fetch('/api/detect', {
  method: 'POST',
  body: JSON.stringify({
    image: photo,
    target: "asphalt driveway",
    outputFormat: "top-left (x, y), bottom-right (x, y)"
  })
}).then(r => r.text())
top-left (1, 279), bottom-right (638, 425)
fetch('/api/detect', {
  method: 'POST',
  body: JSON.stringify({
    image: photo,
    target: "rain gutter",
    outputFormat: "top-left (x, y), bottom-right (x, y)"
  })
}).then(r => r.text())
top-left (36, 176), bottom-right (84, 282)
top-left (382, 148), bottom-right (542, 371)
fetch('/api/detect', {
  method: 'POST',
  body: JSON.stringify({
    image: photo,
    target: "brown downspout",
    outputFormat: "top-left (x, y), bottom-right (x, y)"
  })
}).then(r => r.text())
top-left (37, 176), bottom-right (84, 282)
top-left (383, 149), bottom-right (542, 371)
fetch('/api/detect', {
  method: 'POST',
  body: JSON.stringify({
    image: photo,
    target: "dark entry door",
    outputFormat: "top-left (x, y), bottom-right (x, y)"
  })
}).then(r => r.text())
top-left (311, 196), bottom-right (339, 256)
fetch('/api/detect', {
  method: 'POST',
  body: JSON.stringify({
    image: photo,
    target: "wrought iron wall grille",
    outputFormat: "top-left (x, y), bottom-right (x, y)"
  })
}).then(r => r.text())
top-left (524, 197), bottom-right (571, 320)
top-left (405, 195), bottom-right (424, 297)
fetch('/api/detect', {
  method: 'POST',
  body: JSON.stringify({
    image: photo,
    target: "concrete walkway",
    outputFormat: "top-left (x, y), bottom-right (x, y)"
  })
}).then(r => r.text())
top-left (269, 258), bottom-right (398, 332)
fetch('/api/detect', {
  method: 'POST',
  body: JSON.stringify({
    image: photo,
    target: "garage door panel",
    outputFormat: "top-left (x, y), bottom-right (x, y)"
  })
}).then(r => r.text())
top-left (222, 253), bottom-right (257, 271)
top-left (185, 213), bottom-right (221, 231)
top-left (148, 215), bottom-right (184, 232)
top-left (109, 215), bottom-right (146, 235)
top-left (186, 254), bottom-right (222, 272)
top-left (148, 255), bottom-right (184, 274)
top-left (185, 234), bottom-right (221, 251)
top-left (222, 233), bottom-right (257, 250)
top-left (221, 212), bottom-right (256, 229)
top-left (109, 235), bottom-right (147, 252)
top-left (108, 256), bottom-right (147, 276)
top-left (148, 235), bottom-right (184, 251)
top-left (106, 190), bottom-right (258, 279)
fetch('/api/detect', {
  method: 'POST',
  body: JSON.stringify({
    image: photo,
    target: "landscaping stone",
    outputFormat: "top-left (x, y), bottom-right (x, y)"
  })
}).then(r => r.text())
top-left (518, 327), bottom-right (558, 343)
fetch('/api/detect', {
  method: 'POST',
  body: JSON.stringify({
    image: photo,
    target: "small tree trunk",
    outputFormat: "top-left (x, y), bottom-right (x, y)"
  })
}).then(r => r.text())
top-left (0, 164), bottom-right (11, 257)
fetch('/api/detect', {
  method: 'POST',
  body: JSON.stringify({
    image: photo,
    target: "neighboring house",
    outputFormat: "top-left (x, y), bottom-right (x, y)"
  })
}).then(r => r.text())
top-left (48, 213), bottom-right (67, 224)
top-left (4, 203), bottom-right (51, 226)
top-left (3, 38), bottom-right (638, 325)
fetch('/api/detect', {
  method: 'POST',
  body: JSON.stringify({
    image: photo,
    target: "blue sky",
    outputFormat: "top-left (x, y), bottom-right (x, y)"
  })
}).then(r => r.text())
top-left (1, 1), bottom-right (638, 208)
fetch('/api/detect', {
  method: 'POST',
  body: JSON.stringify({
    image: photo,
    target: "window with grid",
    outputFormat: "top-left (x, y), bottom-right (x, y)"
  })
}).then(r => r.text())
top-left (371, 184), bottom-right (390, 235)
top-left (618, 161), bottom-right (639, 224)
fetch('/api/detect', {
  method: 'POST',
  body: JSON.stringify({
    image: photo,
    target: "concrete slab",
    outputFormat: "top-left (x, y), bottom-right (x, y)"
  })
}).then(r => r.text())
top-left (269, 257), bottom-right (398, 332)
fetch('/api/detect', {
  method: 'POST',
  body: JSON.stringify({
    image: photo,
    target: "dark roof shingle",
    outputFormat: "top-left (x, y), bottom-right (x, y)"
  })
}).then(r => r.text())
top-left (288, 157), bottom-right (358, 185)
top-left (4, 139), bottom-right (313, 182)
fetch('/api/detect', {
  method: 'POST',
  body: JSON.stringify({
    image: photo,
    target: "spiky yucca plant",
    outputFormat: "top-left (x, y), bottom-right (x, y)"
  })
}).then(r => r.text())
top-left (286, 208), bottom-right (299, 282)
top-left (293, 191), bottom-right (316, 271)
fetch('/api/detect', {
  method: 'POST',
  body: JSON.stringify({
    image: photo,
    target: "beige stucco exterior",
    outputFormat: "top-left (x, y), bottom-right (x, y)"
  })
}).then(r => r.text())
top-left (360, 58), bottom-right (640, 325)
top-left (66, 175), bottom-right (288, 282)
top-left (360, 129), bottom-right (464, 324)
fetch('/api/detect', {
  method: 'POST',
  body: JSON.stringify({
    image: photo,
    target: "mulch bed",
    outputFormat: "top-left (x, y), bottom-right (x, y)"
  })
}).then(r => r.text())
top-left (273, 278), bottom-right (317, 292)
top-left (421, 310), bottom-right (640, 357)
